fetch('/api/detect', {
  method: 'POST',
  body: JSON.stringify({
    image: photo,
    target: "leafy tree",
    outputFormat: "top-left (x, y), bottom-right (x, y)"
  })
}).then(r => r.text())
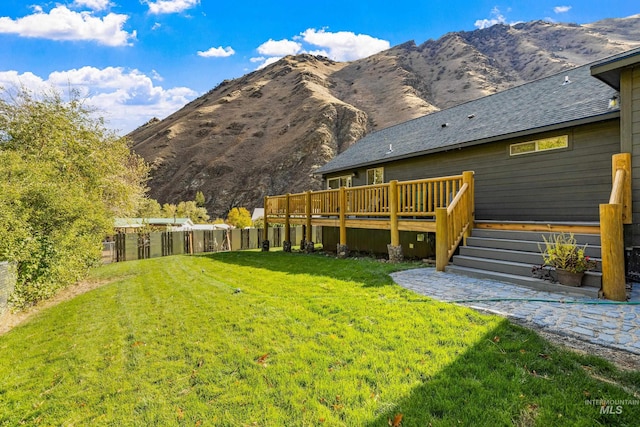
top-left (252, 216), bottom-right (265, 229)
top-left (0, 87), bottom-right (149, 308)
top-left (158, 200), bottom-right (209, 224)
top-left (161, 203), bottom-right (177, 219)
top-left (226, 207), bottom-right (252, 228)
top-left (176, 200), bottom-right (209, 224)
top-left (137, 198), bottom-right (162, 218)
top-left (195, 191), bottom-right (206, 207)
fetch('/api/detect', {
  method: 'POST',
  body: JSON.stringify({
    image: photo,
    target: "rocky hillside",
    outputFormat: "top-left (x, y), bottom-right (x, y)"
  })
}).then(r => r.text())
top-left (129, 16), bottom-right (640, 218)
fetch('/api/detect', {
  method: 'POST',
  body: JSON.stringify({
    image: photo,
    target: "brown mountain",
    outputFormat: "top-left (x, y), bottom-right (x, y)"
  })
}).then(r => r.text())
top-left (129, 16), bottom-right (640, 219)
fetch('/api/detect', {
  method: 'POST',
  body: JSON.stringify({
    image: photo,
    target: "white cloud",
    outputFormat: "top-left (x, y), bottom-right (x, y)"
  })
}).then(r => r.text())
top-left (0, 71), bottom-right (49, 93)
top-left (197, 46), bottom-right (235, 58)
top-left (252, 29), bottom-right (389, 69)
top-left (256, 56), bottom-right (283, 70)
top-left (151, 70), bottom-right (163, 81)
top-left (474, 6), bottom-right (507, 29)
top-left (0, 67), bottom-right (197, 134)
top-left (0, 5), bottom-right (135, 46)
top-left (72, 0), bottom-right (112, 11)
top-left (306, 49), bottom-right (330, 57)
top-left (146, 0), bottom-right (200, 15)
top-left (299, 29), bottom-right (390, 61)
top-left (257, 39), bottom-right (303, 56)
top-left (553, 6), bottom-right (572, 13)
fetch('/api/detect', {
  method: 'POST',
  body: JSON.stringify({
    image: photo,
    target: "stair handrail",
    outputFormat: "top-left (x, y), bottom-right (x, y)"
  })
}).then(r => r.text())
top-left (435, 171), bottom-right (474, 271)
top-left (609, 168), bottom-right (625, 205)
top-left (599, 153), bottom-right (631, 301)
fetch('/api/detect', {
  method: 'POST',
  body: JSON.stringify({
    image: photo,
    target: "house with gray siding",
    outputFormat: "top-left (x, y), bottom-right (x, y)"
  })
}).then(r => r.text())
top-left (308, 47), bottom-right (640, 297)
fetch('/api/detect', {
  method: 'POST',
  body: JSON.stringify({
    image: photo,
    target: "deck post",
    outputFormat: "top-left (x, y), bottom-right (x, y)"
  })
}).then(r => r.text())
top-left (304, 190), bottom-right (314, 252)
top-left (387, 180), bottom-right (403, 262)
top-left (283, 193), bottom-right (291, 252)
top-left (462, 171), bottom-right (475, 242)
top-left (337, 186), bottom-right (348, 258)
top-left (262, 196), bottom-right (269, 251)
top-left (435, 207), bottom-right (448, 271)
top-left (612, 153), bottom-right (632, 224)
top-left (600, 203), bottom-right (627, 301)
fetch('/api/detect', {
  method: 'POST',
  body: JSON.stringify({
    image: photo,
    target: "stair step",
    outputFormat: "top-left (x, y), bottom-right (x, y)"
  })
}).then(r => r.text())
top-left (452, 255), bottom-right (601, 288)
top-left (459, 246), bottom-right (602, 272)
top-left (460, 246), bottom-right (544, 265)
top-left (445, 265), bottom-right (600, 299)
top-left (465, 237), bottom-right (601, 258)
top-left (471, 228), bottom-right (601, 246)
top-left (449, 226), bottom-right (604, 298)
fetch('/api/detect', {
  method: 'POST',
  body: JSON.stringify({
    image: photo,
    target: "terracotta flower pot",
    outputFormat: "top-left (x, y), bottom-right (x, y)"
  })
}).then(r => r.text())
top-left (556, 269), bottom-right (584, 287)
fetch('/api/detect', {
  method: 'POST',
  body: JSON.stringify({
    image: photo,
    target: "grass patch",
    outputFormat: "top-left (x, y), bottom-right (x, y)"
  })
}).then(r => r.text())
top-left (0, 251), bottom-right (638, 426)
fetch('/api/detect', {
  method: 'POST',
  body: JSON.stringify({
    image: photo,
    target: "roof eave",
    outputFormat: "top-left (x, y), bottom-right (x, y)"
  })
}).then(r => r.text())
top-left (591, 49), bottom-right (640, 90)
top-left (315, 111), bottom-right (620, 177)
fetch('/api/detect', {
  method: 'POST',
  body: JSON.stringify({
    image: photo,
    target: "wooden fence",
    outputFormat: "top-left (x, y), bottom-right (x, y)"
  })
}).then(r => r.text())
top-left (105, 226), bottom-right (321, 263)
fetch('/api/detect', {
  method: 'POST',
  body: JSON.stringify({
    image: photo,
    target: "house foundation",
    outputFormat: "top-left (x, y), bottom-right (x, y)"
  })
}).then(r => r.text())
top-left (337, 244), bottom-right (349, 258)
top-left (301, 240), bottom-right (315, 253)
top-left (387, 244), bottom-right (404, 263)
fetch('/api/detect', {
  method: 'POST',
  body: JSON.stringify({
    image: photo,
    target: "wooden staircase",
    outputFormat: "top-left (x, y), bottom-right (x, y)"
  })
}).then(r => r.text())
top-left (447, 228), bottom-right (602, 298)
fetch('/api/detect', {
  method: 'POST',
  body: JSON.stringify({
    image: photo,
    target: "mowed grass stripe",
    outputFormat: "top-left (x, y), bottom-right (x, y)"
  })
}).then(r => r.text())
top-left (0, 251), bottom-right (638, 426)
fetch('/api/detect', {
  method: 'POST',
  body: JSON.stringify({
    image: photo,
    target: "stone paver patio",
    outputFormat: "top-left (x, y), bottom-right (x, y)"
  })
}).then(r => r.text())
top-left (392, 269), bottom-right (640, 356)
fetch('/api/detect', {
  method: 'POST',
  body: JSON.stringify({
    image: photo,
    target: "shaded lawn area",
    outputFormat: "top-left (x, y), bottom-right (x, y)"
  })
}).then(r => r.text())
top-left (0, 251), bottom-right (638, 426)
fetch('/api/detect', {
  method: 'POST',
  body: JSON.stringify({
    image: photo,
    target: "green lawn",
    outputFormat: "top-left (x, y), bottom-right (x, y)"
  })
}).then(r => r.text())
top-left (0, 251), bottom-right (638, 426)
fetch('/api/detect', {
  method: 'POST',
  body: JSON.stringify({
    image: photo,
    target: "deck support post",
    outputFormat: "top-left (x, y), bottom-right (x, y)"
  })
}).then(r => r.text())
top-left (262, 196), bottom-right (269, 251)
top-left (284, 193), bottom-right (291, 252)
top-left (303, 191), bottom-right (314, 252)
top-left (337, 186), bottom-right (348, 258)
top-left (435, 207), bottom-right (448, 271)
top-left (387, 180), bottom-right (403, 262)
top-left (600, 203), bottom-right (627, 301)
top-left (462, 171), bottom-right (475, 243)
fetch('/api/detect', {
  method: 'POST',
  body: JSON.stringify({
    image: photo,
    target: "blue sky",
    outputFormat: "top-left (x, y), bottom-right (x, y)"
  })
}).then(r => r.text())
top-left (1, 0), bottom-right (638, 134)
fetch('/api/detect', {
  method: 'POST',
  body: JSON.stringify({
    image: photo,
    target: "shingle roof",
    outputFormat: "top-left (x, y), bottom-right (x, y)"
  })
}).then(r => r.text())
top-left (316, 60), bottom-right (620, 175)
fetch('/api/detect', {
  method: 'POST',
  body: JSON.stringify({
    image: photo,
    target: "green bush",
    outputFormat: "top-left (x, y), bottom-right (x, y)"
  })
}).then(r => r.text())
top-left (0, 88), bottom-right (148, 308)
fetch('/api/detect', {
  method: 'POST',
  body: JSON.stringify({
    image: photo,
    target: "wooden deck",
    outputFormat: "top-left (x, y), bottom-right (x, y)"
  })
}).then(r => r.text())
top-left (263, 154), bottom-right (630, 300)
top-left (265, 172), bottom-right (474, 268)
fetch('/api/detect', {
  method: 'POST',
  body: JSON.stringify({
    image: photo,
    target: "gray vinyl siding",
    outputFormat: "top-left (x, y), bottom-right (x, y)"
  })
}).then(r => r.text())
top-left (322, 228), bottom-right (435, 259)
top-left (630, 66), bottom-right (640, 244)
top-left (327, 120), bottom-right (619, 222)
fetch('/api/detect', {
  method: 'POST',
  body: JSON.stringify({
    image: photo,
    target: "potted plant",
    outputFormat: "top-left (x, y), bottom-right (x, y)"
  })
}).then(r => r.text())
top-left (539, 233), bottom-right (597, 287)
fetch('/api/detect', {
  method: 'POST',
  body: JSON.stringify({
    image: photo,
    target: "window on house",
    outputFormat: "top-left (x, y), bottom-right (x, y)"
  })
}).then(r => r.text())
top-left (327, 175), bottom-right (352, 189)
top-left (366, 167), bottom-right (384, 185)
top-left (510, 135), bottom-right (568, 156)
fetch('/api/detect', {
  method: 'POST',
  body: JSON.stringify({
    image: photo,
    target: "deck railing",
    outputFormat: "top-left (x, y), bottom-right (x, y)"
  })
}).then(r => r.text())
top-left (435, 173), bottom-right (474, 271)
top-left (345, 183), bottom-right (390, 216)
top-left (397, 176), bottom-right (463, 217)
top-left (599, 153), bottom-right (631, 301)
top-left (264, 171), bottom-right (474, 267)
top-left (267, 175), bottom-right (466, 218)
top-left (310, 189), bottom-right (340, 216)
